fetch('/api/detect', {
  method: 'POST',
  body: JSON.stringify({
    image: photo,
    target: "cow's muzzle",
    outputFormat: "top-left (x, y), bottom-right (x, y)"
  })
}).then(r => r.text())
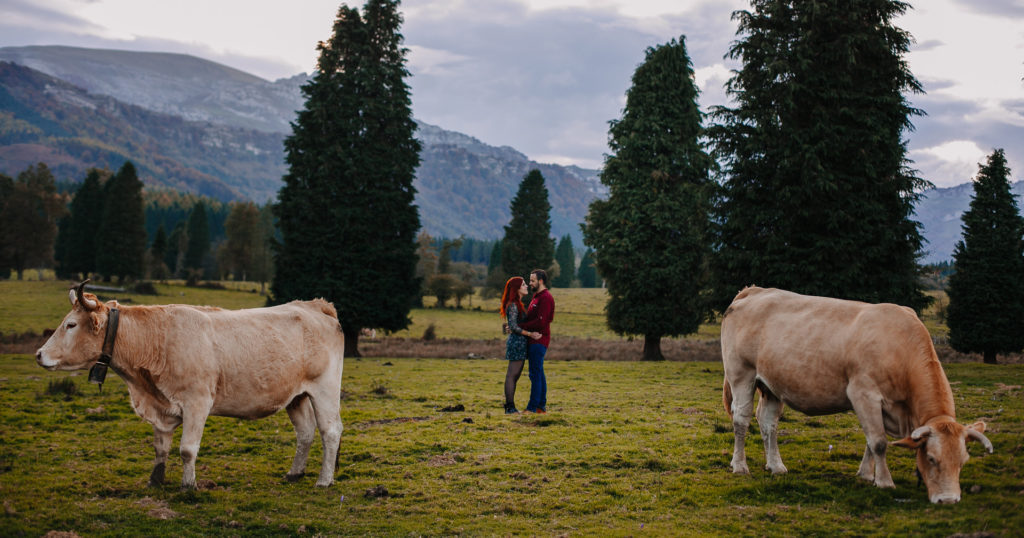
top-left (931, 494), bottom-right (960, 504)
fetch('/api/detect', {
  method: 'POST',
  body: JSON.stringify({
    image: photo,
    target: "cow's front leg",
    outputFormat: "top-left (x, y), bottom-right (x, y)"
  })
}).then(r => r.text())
top-left (179, 401), bottom-right (212, 490)
top-left (756, 391), bottom-right (787, 475)
top-left (848, 387), bottom-right (895, 488)
top-left (856, 445), bottom-right (875, 482)
top-left (149, 423), bottom-right (176, 487)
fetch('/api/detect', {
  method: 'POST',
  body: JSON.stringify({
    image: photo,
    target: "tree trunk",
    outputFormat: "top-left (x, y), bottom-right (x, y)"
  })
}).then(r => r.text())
top-left (983, 350), bottom-right (997, 364)
top-left (343, 325), bottom-right (361, 358)
top-left (642, 335), bottom-right (665, 361)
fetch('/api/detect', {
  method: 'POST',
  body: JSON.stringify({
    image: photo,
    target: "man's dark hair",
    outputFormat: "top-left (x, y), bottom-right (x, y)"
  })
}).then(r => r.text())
top-left (531, 269), bottom-right (549, 286)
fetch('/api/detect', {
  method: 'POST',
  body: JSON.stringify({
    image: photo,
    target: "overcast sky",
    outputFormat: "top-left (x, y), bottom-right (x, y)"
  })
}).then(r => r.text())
top-left (1, 0), bottom-right (1022, 188)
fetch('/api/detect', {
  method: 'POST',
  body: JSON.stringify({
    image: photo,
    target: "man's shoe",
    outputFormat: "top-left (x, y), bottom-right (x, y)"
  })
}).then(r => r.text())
top-left (504, 406), bottom-right (519, 414)
top-left (536, 409), bottom-right (547, 415)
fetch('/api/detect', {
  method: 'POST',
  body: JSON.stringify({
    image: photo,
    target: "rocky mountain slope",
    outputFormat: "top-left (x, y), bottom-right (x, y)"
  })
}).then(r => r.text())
top-left (0, 45), bottom-right (995, 259)
top-left (0, 45), bottom-right (601, 242)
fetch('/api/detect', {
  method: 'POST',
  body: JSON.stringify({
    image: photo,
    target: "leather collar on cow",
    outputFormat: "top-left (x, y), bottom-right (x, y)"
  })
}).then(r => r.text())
top-left (88, 307), bottom-right (120, 392)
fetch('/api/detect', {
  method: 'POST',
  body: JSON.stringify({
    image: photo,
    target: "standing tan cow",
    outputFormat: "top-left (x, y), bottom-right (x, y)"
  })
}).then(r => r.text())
top-left (36, 282), bottom-right (345, 489)
top-left (721, 286), bottom-right (993, 504)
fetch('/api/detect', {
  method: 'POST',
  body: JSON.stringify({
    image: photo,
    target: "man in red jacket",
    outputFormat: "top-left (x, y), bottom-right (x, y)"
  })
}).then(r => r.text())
top-left (519, 269), bottom-right (555, 413)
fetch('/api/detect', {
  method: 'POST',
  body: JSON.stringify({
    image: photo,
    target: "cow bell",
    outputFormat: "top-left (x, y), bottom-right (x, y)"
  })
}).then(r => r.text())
top-left (88, 359), bottom-right (109, 390)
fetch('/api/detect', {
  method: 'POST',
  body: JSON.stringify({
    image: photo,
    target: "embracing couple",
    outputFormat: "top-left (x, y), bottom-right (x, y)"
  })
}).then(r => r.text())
top-left (500, 269), bottom-right (555, 414)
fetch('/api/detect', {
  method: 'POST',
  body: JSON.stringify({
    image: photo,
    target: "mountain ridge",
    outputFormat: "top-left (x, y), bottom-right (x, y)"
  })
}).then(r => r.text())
top-left (0, 45), bottom-right (602, 243)
top-left (0, 45), bottom-right (990, 260)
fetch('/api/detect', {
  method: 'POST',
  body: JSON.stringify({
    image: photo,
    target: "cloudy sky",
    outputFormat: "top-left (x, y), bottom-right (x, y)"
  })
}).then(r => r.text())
top-left (1, 0), bottom-right (1022, 188)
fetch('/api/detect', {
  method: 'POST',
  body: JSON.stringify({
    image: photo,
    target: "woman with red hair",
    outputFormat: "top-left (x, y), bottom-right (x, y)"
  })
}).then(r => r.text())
top-left (501, 276), bottom-right (538, 414)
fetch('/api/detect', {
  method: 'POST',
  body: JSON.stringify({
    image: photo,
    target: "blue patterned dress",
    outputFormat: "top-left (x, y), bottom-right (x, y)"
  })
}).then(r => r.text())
top-left (505, 302), bottom-right (528, 361)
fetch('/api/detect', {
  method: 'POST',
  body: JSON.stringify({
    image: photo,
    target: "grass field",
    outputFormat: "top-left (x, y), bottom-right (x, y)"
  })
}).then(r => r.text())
top-left (1, 355), bottom-right (1022, 536)
top-left (3, 279), bottom-right (1022, 535)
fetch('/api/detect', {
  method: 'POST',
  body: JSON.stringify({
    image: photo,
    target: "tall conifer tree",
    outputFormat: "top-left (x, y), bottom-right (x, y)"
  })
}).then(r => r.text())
top-left (64, 169), bottom-right (106, 279)
top-left (273, 0), bottom-right (421, 356)
top-left (96, 161), bottom-right (146, 282)
top-left (552, 235), bottom-right (576, 288)
top-left (0, 163), bottom-right (65, 279)
top-left (711, 0), bottom-right (930, 312)
top-left (184, 201), bottom-right (210, 276)
top-left (946, 149), bottom-right (1024, 364)
top-left (577, 248), bottom-right (598, 288)
top-left (501, 169), bottom-right (554, 281)
top-left (582, 37), bottom-right (714, 361)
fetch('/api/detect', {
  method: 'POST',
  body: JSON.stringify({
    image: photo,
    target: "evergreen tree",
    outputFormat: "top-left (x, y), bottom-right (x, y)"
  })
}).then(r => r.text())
top-left (582, 37), bottom-right (714, 361)
top-left (577, 248), bottom-right (598, 288)
top-left (184, 201), bottom-right (210, 277)
top-left (250, 204), bottom-right (276, 295)
top-left (272, 0), bottom-right (421, 357)
top-left (0, 173), bottom-right (11, 279)
top-left (96, 161), bottom-right (146, 282)
top-left (0, 163), bottom-right (66, 279)
top-left (165, 222), bottom-right (186, 277)
top-left (222, 202), bottom-right (260, 280)
top-left (501, 169), bottom-right (554, 281)
top-left (946, 149), bottom-right (1024, 364)
top-left (54, 214), bottom-right (72, 279)
top-left (483, 238), bottom-right (506, 297)
top-left (710, 0), bottom-right (930, 312)
top-left (64, 169), bottom-right (106, 279)
top-left (149, 224), bottom-right (170, 280)
top-left (552, 235), bottom-right (576, 287)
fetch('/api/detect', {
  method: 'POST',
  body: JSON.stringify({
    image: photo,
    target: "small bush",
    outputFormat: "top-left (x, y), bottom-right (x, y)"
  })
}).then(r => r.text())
top-left (370, 381), bottom-right (390, 396)
top-left (422, 324), bottom-right (437, 341)
top-left (45, 378), bottom-right (78, 400)
top-left (132, 281), bottom-right (159, 295)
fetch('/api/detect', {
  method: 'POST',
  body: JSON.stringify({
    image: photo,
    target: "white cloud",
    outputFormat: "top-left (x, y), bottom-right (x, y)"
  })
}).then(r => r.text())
top-left (408, 45), bottom-right (471, 76)
top-left (911, 140), bottom-right (988, 187)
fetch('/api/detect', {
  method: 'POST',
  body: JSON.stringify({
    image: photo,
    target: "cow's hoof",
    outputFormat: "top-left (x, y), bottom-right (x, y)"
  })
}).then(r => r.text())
top-left (766, 464), bottom-right (788, 475)
top-left (315, 479), bottom-right (334, 488)
top-left (180, 481), bottom-right (197, 491)
top-left (874, 479), bottom-right (895, 489)
top-left (285, 472), bottom-right (305, 483)
top-left (731, 463), bottom-right (751, 475)
top-left (148, 463), bottom-right (166, 486)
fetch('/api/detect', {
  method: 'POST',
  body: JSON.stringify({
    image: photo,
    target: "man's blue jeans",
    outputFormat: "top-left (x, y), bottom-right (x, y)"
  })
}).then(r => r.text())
top-left (525, 343), bottom-right (547, 411)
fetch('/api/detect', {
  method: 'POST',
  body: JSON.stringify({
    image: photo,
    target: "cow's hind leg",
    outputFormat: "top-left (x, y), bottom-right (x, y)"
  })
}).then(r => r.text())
top-left (848, 386), bottom-right (895, 488)
top-left (727, 371), bottom-right (757, 475)
top-left (307, 362), bottom-right (343, 487)
top-left (179, 400), bottom-right (212, 490)
top-left (285, 394), bottom-right (316, 482)
top-left (756, 388), bottom-right (787, 475)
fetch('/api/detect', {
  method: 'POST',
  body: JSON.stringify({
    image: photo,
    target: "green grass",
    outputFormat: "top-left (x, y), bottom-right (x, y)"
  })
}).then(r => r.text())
top-left (1, 356), bottom-right (1022, 536)
top-left (0, 280), bottom-right (268, 336)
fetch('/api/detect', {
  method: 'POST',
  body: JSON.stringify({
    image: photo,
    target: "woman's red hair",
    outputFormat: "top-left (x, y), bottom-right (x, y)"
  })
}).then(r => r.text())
top-left (500, 276), bottom-right (527, 319)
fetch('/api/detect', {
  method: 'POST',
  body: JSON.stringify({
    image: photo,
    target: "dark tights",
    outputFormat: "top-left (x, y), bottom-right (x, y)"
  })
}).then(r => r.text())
top-left (504, 360), bottom-right (525, 408)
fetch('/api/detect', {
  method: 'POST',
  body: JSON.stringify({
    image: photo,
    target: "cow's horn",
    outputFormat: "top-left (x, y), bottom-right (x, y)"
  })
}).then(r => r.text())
top-left (966, 428), bottom-right (994, 454)
top-left (73, 279), bottom-right (98, 310)
top-left (910, 425), bottom-right (933, 441)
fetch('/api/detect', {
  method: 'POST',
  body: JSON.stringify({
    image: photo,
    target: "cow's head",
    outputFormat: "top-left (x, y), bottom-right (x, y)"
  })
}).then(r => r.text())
top-left (892, 419), bottom-right (993, 504)
top-left (35, 281), bottom-right (111, 371)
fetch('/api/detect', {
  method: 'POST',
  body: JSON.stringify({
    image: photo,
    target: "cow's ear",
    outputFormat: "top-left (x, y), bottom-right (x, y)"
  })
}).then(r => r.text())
top-left (68, 288), bottom-right (77, 307)
top-left (965, 422), bottom-right (994, 454)
top-left (891, 436), bottom-right (925, 450)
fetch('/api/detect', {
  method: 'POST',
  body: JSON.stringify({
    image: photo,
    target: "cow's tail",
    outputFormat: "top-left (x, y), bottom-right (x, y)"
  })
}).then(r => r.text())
top-left (723, 377), bottom-right (733, 419)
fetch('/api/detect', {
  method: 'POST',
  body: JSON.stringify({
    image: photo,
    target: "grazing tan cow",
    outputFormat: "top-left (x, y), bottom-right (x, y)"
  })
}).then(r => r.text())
top-left (36, 282), bottom-right (345, 489)
top-left (721, 286), bottom-right (993, 504)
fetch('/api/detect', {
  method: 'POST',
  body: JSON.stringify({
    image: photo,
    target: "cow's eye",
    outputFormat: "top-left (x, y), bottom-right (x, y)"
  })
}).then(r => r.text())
top-left (927, 455), bottom-right (937, 466)
top-left (67, 321), bottom-right (77, 329)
